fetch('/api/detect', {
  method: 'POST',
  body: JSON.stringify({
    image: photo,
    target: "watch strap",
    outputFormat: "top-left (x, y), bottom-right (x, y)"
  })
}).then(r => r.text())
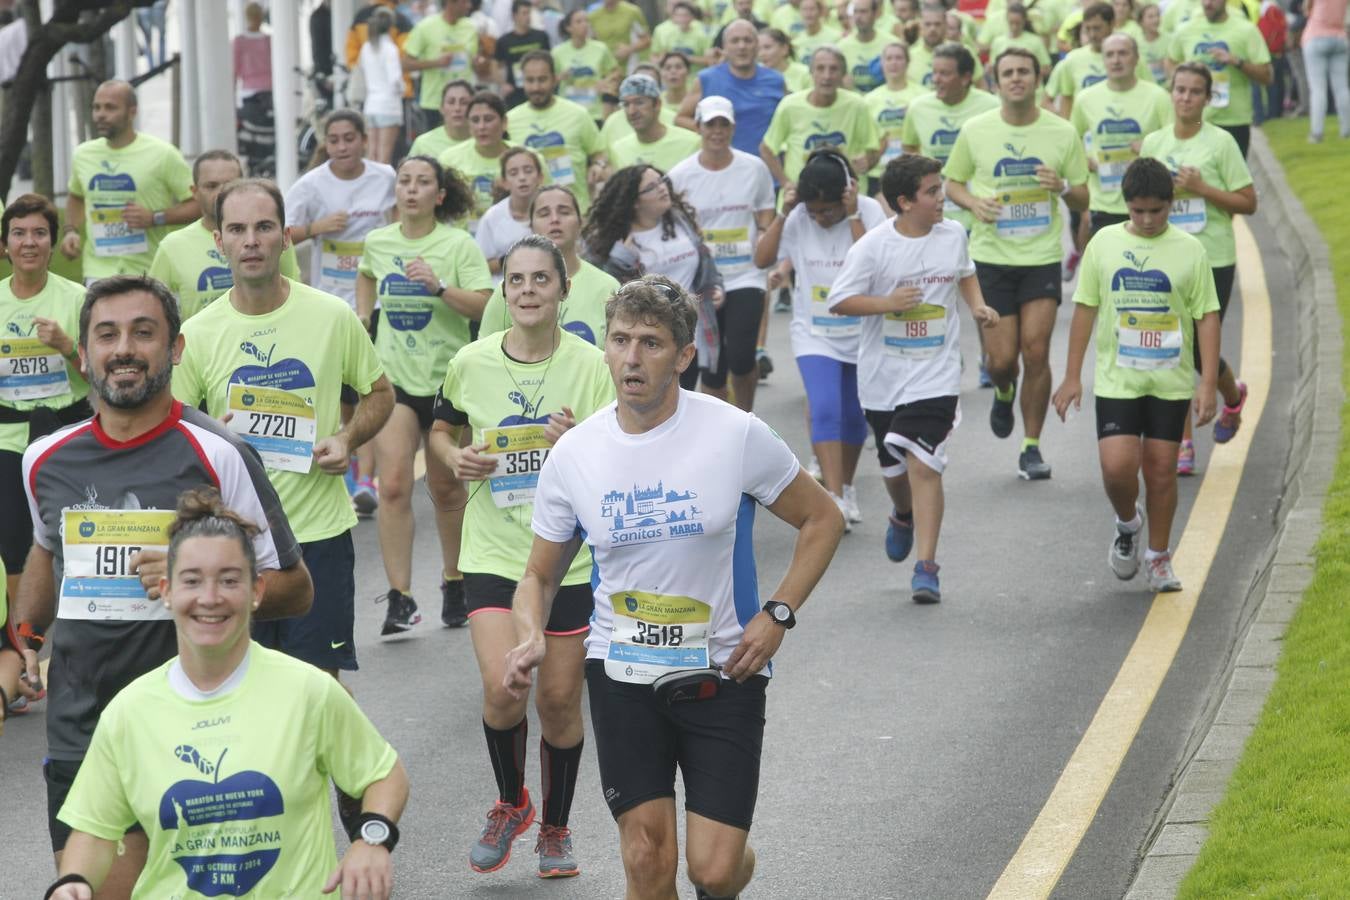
top-left (355, 812), bottom-right (400, 852)
top-left (762, 600), bottom-right (796, 629)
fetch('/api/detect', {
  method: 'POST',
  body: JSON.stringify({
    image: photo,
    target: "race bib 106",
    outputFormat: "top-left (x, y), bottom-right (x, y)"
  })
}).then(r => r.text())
top-left (1115, 310), bottom-right (1183, 370)
top-left (58, 509), bottom-right (175, 620)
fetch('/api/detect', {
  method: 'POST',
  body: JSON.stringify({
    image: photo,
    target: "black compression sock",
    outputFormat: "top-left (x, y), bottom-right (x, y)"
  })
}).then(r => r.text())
top-left (540, 737), bottom-right (584, 827)
top-left (483, 718), bottom-right (528, 806)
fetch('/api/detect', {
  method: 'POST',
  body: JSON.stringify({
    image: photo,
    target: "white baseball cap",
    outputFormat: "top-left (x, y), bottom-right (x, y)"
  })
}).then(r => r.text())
top-left (695, 95), bottom-right (736, 125)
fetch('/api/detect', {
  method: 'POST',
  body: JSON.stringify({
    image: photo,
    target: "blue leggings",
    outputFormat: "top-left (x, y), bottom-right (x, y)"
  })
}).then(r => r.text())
top-left (795, 355), bottom-right (868, 445)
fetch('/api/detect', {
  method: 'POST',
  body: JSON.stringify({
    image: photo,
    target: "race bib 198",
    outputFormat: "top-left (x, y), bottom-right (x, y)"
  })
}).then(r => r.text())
top-left (58, 509), bottom-right (175, 620)
top-left (227, 383), bottom-right (317, 474)
top-left (884, 303), bottom-right (946, 359)
top-left (485, 423), bottom-right (550, 508)
top-left (0, 338), bottom-right (69, 402)
top-left (605, 590), bottom-right (711, 684)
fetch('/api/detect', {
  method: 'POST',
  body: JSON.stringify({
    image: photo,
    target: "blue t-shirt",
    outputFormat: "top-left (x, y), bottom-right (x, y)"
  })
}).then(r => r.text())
top-left (698, 64), bottom-right (787, 156)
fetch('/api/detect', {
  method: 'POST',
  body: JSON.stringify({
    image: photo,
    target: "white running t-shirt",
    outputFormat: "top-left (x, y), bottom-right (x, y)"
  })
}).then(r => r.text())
top-left (474, 197), bottom-right (533, 284)
top-left (284, 160), bottom-right (396, 306)
top-left (668, 149), bottom-right (776, 293)
top-left (779, 195), bottom-right (887, 364)
top-left (827, 217), bottom-right (975, 410)
top-left (532, 391), bottom-right (800, 676)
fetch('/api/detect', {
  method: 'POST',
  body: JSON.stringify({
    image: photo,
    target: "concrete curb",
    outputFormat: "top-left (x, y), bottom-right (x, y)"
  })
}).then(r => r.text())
top-left (1124, 129), bottom-right (1344, 900)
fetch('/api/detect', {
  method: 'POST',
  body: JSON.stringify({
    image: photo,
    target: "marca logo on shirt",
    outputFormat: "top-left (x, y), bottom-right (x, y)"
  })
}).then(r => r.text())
top-left (159, 743), bottom-right (284, 895)
top-left (1111, 250), bottom-right (1173, 294)
top-left (601, 480), bottom-right (704, 545)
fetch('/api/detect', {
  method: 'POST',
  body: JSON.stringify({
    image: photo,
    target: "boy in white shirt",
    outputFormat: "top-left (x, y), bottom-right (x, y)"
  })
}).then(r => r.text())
top-left (828, 154), bottom-right (999, 603)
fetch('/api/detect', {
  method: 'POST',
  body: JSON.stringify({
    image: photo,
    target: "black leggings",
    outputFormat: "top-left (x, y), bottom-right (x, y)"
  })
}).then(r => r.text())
top-left (699, 288), bottom-right (765, 389)
top-left (1194, 264), bottom-right (1236, 374)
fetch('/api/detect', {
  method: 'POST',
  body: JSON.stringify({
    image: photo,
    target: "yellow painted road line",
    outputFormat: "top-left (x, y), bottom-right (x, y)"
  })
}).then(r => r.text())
top-left (987, 218), bottom-right (1274, 899)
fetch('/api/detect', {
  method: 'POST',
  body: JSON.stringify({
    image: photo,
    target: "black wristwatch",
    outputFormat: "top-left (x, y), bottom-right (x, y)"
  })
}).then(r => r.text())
top-left (762, 600), bottom-right (796, 629)
top-left (356, 813), bottom-right (400, 853)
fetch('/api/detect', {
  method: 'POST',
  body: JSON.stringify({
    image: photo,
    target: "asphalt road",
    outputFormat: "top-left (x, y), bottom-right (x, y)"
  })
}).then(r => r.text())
top-left (0, 212), bottom-right (1296, 900)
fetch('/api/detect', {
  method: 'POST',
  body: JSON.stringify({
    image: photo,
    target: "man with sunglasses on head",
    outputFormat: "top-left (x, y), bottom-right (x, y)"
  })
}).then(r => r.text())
top-left (503, 276), bottom-right (843, 900)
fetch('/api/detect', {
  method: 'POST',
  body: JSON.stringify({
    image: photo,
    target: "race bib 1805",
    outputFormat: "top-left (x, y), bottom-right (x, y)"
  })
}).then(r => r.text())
top-left (996, 187), bottom-right (1052, 239)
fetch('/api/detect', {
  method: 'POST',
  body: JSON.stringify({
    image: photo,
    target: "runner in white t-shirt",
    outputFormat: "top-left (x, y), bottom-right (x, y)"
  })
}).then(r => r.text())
top-left (754, 147), bottom-right (886, 529)
top-left (283, 110), bottom-right (396, 518)
top-left (502, 275), bottom-right (843, 900)
top-left (669, 95), bottom-right (777, 412)
top-left (829, 154), bottom-right (1000, 604)
top-left (475, 147), bottom-right (544, 282)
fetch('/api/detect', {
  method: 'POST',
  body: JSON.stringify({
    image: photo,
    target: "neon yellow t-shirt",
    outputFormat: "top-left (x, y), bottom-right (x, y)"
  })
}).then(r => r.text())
top-left (761, 89), bottom-right (881, 184)
top-left (776, 60), bottom-right (814, 93)
top-left (1070, 80), bottom-right (1173, 214)
top-left (1073, 223), bottom-right (1219, 399)
top-left (358, 221), bottom-right (492, 397)
top-left (1139, 121), bottom-right (1252, 267)
top-left (439, 330), bottom-right (614, 583)
top-left (906, 40), bottom-right (985, 89)
top-left (1140, 34), bottom-right (1170, 85)
top-left (900, 89), bottom-right (1000, 230)
top-left (651, 21), bottom-right (712, 74)
top-left (478, 260), bottom-right (619, 346)
top-left (601, 104), bottom-right (678, 154)
top-left (0, 272), bottom-right (88, 454)
top-left (1168, 15), bottom-right (1270, 127)
top-left (769, 4), bottom-right (805, 35)
top-left (791, 24), bottom-right (843, 67)
top-left (866, 83), bottom-right (928, 177)
top-left (588, 1), bottom-right (650, 54)
top-left (941, 107), bottom-right (1089, 265)
top-left (68, 133), bottom-right (194, 279)
top-left (552, 40), bottom-right (620, 122)
top-left (508, 98), bottom-right (606, 213)
top-left (58, 644), bottom-right (398, 899)
top-left (408, 127), bottom-right (465, 161)
top-left (403, 14), bottom-right (480, 109)
top-left (608, 126), bottom-right (702, 173)
top-left (172, 279), bottom-right (384, 543)
top-left (1048, 47), bottom-right (1154, 100)
top-left (988, 31), bottom-right (1053, 74)
top-left (838, 31), bottom-right (890, 93)
top-left (439, 141), bottom-right (517, 231)
top-left (148, 221), bottom-right (301, 321)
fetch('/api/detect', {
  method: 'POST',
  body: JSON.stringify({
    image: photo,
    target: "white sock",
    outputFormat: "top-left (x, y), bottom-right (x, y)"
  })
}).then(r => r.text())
top-left (1144, 547), bottom-right (1169, 562)
top-left (1116, 513), bottom-right (1142, 533)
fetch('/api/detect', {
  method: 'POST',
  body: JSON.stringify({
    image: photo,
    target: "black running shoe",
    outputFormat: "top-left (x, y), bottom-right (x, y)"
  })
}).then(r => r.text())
top-left (757, 350), bottom-right (773, 381)
top-left (990, 386), bottom-right (1016, 439)
top-left (441, 578), bottom-right (468, 628)
top-left (1017, 446), bottom-right (1052, 480)
top-left (380, 589), bottom-right (421, 635)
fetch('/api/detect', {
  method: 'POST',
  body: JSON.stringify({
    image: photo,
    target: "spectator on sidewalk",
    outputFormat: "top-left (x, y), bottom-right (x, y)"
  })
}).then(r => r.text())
top-left (360, 7), bottom-right (408, 162)
top-left (1301, 0), bottom-right (1349, 140)
top-left (1253, 0), bottom-right (1290, 121)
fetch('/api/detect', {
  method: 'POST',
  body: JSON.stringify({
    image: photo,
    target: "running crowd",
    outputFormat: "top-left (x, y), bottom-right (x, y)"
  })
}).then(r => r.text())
top-left (0, 0), bottom-right (1305, 892)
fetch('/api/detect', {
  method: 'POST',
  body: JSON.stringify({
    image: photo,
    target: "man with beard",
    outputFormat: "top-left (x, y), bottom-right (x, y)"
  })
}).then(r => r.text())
top-left (14, 275), bottom-right (312, 898)
top-left (507, 51), bottom-right (609, 214)
top-left (60, 81), bottom-right (198, 283)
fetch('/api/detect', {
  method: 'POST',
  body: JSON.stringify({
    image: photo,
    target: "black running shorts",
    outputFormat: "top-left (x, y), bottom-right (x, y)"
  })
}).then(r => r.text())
top-left (1095, 395), bottom-right (1191, 443)
top-left (463, 572), bottom-right (594, 635)
top-left (975, 261), bottom-right (1063, 314)
top-left (865, 396), bottom-right (959, 472)
top-left (584, 660), bottom-right (767, 831)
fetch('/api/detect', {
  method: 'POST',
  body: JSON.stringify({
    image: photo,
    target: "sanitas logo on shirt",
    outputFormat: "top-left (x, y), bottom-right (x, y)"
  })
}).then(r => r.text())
top-left (601, 480), bottom-right (704, 545)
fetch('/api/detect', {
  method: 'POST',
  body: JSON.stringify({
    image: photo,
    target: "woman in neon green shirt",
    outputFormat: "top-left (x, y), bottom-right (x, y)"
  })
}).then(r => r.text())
top-left (441, 92), bottom-right (515, 234)
top-left (759, 28), bottom-right (814, 92)
top-left (659, 51), bottom-right (694, 111)
top-left (479, 184), bottom-right (621, 344)
top-left (357, 156), bottom-right (493, 632)
top-left (552, 9), bottom-right (620, 123)
top-left (427, 236), bottom-right (614, 880)
top-left (48, 489), bottom-right (409, 900)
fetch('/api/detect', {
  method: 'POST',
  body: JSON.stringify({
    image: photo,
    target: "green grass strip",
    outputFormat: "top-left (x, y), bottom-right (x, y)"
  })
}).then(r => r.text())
top-left (1178, 118), bottom-right (1350, 897)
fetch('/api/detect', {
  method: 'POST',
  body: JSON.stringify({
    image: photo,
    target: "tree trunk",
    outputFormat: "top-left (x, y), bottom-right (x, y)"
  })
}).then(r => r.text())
top-left (31, 72), bottom-right (52, 198)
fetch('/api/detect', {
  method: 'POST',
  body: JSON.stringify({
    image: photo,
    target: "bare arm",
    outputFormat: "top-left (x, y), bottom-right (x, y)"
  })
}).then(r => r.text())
top-left (356, 273), bottom-right (377, 327)
top-left (61, 195), bottom-right (85, 258)
top-left (255, 560), bottom-right (315, 621)
top-left (323, 757), bottom-right (410, 899)
top-left (1051, 303), bottom-right (1097, 420)
top-left (14, 543), bottom-right (56, 631)
top-left (759, 141), bottom-right (790, 189)
top-left (50, 832), bottom-right (119, 898)
top-left (957, 272), bottom-right (999, 327)
top-left (1193, 311), bottom-right (1220, 425)
top-left (675, 79), bottom-right (703, 131)
top-left (502, 534), bottom-right (585, 698)
top-left (723, 469), bottom-right (844, 681)
top-left (441, 286), bottom-right (491, 320)
top-left (1182, 175), bottom-right (1256, 217)
top-left (312, 376), bottom-right (395, 474)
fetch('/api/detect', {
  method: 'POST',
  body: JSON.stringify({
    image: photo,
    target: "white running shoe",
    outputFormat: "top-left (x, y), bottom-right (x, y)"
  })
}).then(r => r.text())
top-left (1145, 551), bottom-right (1183, 592)
top-left (1109, 504), bottom-right (1143, 580)
top-left (842, 484), bottom-right (862, 523)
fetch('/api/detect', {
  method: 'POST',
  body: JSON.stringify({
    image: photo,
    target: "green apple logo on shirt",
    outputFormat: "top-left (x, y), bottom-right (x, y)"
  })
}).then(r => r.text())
top-left (993, 143), bottom-right (1044, 179)
top-left (1111, 250), bottom-right (1174, 296)
top-left (804, 120), bottom-right (848, 152)
top-left (158, 744), bottom-right (284, 895)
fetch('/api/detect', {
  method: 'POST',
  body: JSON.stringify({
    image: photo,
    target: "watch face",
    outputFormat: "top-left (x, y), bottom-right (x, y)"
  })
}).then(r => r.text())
top-left (771, 604), bottom-right (789, 622)
top-left (361, 820), bottom-right (391, 844)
